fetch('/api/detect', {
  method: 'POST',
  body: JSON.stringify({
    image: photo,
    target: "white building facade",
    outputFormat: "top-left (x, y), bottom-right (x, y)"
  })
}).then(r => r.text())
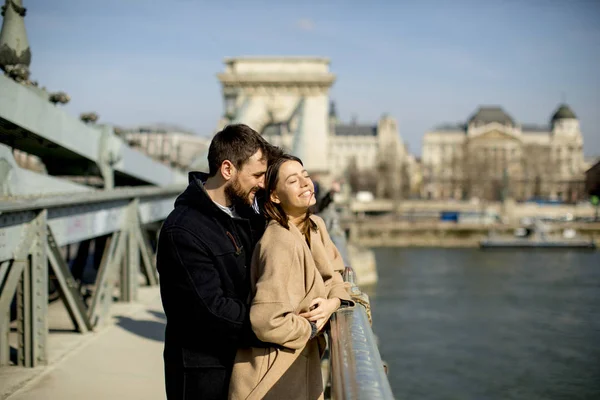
top-left (422, 105), bottom-right (587, 202)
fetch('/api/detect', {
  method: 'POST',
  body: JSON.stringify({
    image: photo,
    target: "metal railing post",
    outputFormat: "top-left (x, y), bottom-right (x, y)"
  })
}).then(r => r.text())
top-left (15, 211), bottom-right (49, 367)
top-left (121, 199), bottom-right (140, 302)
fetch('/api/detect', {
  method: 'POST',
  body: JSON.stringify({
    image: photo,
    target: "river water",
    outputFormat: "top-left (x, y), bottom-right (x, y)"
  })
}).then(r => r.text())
top-left (369, 248), bottom-right (600, 400)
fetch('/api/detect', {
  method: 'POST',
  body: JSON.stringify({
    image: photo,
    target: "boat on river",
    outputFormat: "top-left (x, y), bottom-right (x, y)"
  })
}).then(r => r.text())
top-left (480, 238), bottom-right (596, 249)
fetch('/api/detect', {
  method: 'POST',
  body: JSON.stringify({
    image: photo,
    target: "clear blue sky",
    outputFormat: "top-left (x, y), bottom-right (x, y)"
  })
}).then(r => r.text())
top-left (26, 0), bottom-right (600, 156)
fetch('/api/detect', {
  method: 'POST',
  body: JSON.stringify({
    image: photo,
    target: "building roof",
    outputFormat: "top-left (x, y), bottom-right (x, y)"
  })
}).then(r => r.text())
top-left (551, 104), bottom-right (577, 121)
top-left (468, 106), bottom-right (515, 126)
top-left (432, 123), bottom-right (467, 132)
top-left (431, 104), bottom-right (577, 134)
top-left (223, 56), bottom-right (330, 64)
top-left (586, 158), bottom-right (600, 173)
top-left (521, 124), bottom-right (549, 133)
top-left (334, 124), bottom-right (377, 136)
top-left (122, 123), bottom-right (196, 135)
top-left (432, 122), bottom-right (550, 135)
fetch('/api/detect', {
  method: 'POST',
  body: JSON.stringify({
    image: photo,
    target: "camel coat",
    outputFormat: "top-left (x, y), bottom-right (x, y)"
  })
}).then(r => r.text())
top-left (229, 215), bottom-right (352, 400)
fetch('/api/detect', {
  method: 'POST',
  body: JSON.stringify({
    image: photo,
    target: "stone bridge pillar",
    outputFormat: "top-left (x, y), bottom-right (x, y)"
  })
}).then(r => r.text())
top-left (216, 57), bottom-right (335, 175)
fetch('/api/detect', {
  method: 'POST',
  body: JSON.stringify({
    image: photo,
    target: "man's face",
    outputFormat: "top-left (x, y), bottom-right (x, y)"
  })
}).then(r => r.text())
top-left (225, 149), bottom-right (267, 206)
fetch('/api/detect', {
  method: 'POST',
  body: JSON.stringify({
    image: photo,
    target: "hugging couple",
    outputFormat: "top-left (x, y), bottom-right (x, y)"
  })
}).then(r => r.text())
top-left (157, 124), bottom-right (354, 399)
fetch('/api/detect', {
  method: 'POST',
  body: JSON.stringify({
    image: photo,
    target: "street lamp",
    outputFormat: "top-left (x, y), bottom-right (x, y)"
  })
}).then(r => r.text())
top-left (591, 195), bottom-right (599, 221)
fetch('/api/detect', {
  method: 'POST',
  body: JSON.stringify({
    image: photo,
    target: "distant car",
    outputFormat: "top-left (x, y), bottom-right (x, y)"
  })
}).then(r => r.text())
top-left (355, 191), bottom-right (374, 202)
top-left (526, 198), bottom-right (562, 205)
top-left (520, 217), bottom-right (533, 226)
top-left (563, 229), bottom-right (576, 239)
top-left (565, 213), bottom-right (574, 222)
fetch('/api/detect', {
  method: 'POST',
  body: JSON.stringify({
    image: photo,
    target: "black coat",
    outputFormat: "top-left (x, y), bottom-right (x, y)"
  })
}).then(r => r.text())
top-left (157, 172), bottom-right (267, 399)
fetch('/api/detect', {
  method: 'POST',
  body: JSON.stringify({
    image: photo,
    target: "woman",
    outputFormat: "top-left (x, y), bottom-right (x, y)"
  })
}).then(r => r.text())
top-left (229, 154), bottom-right (353, 400)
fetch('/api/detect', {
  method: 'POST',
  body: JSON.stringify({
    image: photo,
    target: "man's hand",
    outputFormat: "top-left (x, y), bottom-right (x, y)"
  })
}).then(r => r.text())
top-left (299, 297), bottom-right (341, 331)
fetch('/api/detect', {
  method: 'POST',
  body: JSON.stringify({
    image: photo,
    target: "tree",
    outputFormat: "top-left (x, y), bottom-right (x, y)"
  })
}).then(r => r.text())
top-left (375, 145), bottom-right (404, 200)
top-left (441, 144), bottom-right (509, 201)
top-left (346, 156), bottom-right (361, 194)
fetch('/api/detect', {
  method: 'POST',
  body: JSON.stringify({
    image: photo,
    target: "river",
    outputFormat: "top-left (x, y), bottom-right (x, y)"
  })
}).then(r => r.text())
top-left (369, 248), bottom-right (600, 400)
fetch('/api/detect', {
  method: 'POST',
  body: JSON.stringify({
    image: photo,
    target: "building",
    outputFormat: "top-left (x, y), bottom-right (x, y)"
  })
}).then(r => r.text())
top-left (327, 104), bottom-right (410, 198)
top-left (422, 104), bottom-right (587, 202)
top-left (586, 159), bottom-right (600, 197)
top-left (120, 125), bottom-right (210, 170)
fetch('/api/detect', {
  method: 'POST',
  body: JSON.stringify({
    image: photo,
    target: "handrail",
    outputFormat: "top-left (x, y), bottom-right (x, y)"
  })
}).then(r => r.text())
top-left (329, 265), bottom-right (394, 400)
top-left (0, 184), bottom-right (186, 213)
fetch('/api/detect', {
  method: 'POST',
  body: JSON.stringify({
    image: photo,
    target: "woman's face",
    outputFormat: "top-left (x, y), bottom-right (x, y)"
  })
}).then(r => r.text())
top-left (271, 160), bottom-right (316, 217)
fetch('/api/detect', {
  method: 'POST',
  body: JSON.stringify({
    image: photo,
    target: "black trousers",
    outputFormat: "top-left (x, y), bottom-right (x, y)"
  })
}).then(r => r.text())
top-left (165, 363), bottom-right (232, 400)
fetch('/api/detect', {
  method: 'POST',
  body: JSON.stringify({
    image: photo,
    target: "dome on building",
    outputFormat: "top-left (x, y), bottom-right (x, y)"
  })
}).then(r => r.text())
top-left (468, 106), bottom-right (515, 126)
top-left (551, 104), bottom-right (577, 121)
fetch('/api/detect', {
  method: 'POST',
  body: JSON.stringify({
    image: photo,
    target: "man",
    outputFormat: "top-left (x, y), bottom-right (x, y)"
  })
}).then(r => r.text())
top-left (311, 180), bottom-right (341, 214)
top-left (157, 124), bottom-right (279, 399)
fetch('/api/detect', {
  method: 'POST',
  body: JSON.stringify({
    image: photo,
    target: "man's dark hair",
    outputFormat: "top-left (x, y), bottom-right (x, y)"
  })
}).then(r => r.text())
top-left (207, 124), bottom-right (271, 177)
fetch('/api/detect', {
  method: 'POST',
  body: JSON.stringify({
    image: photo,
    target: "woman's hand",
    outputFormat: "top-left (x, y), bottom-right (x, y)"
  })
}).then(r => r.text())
top-left (299, 297), bottom-right (341, 331)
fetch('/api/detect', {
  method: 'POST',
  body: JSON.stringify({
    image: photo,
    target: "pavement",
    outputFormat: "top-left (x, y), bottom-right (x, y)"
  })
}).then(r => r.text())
top-left (0, 287), bottom-right (166, 400)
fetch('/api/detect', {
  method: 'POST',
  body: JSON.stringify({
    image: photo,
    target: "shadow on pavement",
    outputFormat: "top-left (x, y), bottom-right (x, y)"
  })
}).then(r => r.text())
top-left (147, 310), bottom-right (166, 321)
top-left (115, 316), bottom-right (165, 342)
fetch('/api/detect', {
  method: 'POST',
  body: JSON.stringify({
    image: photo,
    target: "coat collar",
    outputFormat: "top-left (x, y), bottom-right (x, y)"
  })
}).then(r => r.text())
top-left (178, 171), bottom-right (263, 224)
top-left (269, 216), bottom-right (320, 248)
top-left (174, 171), bottom-right (228, 220)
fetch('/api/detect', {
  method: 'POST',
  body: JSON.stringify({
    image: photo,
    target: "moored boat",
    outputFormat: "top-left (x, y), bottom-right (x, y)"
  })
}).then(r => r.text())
top-left (480, 219), bottom-right (597, 249)
top-left (480, 238), bottom-right (596, 249)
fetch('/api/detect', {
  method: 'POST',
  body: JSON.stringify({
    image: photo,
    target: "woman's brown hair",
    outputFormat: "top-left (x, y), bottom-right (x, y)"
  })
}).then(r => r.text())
top-left (263, 154), bottom-right (317, 246)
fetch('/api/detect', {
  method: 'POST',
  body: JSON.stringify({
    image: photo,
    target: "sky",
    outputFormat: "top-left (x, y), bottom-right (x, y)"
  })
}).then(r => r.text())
top-left (24, 0), bottom-right (600, 156)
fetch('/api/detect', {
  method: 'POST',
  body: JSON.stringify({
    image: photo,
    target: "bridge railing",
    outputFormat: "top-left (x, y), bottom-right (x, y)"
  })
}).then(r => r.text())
top-left (0, 185), bottom-right (184, 367)
top-left (328, 267), bottom-right (394, 400)
top-left (323, 210), bottom-right (394, 400)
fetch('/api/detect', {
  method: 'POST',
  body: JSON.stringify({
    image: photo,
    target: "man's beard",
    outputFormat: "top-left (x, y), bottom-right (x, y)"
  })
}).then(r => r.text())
top-left (225, 176), bottom-right (257, 207)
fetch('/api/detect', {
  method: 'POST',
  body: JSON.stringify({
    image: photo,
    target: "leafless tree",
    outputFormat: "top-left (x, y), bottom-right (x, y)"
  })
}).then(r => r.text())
top-left (520, 144), bottom-right (555, 200)
top-left (440, 144), bottom-right (511, 201)
top-left (346, 156), bottom-right (361, 193)
top-left (346, 156), bottom-right (378, 194)
top-left (375, 145), bottom-right (405, 200)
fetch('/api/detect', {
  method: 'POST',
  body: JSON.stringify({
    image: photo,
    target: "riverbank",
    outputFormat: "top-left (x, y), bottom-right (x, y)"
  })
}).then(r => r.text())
top-left (347, 243), bottom-right (378, 285)
top-left (344, 221), bottom-right (600, 248)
